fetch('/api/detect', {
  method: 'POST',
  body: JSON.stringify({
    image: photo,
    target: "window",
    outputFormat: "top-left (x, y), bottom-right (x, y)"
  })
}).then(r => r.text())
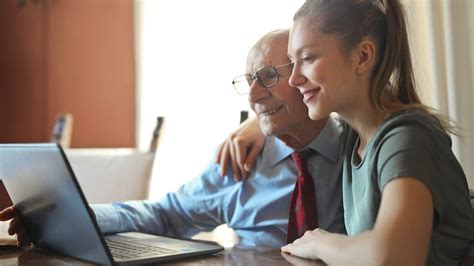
top-left (135, 0), bottom-right (304, 198)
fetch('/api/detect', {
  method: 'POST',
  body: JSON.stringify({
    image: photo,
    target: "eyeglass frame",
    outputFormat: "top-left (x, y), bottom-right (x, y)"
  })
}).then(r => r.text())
top-left (231, 62), bottom-right (294, 95)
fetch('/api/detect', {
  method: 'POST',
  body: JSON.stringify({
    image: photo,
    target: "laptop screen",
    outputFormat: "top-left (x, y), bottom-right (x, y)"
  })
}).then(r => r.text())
top-left (0, 144), bottom-right (112, 264)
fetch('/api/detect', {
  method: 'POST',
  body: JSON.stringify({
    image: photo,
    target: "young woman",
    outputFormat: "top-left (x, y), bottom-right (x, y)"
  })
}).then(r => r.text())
top-left (218, 0), bottom-right (474, 265)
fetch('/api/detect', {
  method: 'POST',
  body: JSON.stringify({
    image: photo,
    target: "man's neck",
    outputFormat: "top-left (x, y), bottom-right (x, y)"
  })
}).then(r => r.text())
top-left (277, 117), bottom-right (329, 150)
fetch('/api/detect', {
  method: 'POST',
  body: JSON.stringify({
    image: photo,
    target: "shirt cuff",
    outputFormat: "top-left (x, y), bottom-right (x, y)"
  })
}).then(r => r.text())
top-left (91, 204), bottom-right (121, 234)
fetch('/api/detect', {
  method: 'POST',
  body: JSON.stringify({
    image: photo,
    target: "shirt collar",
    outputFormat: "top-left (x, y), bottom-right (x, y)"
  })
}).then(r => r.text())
top-left (263, 116), bottom-right (342, 168)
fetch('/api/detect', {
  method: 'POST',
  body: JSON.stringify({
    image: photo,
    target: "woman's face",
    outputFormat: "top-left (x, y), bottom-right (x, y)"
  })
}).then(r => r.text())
top-left (288, 17), bottom-right (360, 120)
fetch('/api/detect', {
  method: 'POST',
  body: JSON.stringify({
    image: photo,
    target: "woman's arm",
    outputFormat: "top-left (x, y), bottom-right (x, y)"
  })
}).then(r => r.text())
top-left (282, 177), bottom-right (433, 265)
top-left (216, 116), bottom-right (265, 180)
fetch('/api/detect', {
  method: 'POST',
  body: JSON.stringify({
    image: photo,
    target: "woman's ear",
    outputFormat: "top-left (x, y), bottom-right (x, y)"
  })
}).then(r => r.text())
top-left (355, 40), bottom-right (376, 75)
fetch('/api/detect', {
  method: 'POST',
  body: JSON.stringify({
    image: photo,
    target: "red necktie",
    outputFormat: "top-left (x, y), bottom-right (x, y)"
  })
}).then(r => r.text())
top-left (286, 151), bottom-right (319, 243)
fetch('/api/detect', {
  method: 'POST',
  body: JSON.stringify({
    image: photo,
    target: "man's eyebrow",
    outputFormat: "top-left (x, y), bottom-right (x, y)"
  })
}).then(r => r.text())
top-left (255, 64), bottom-right (273, 72)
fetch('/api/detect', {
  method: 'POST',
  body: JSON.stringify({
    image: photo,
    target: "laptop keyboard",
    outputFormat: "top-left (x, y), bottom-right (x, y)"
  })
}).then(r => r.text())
top-left (106, 239), bottom-right (177, 260)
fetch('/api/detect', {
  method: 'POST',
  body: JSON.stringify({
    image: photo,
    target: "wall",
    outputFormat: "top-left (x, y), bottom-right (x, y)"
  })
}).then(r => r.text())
top-left (0, 0), bottom-right (136, 148)
top-left (0, 0), bottom-right (46, 142)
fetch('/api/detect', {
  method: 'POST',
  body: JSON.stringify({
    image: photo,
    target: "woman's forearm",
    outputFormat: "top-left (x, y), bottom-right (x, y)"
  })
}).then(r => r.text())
top-left (283, 179), bottom-right (432, 265)
top-left (314, 230), bottom-right (390, 265)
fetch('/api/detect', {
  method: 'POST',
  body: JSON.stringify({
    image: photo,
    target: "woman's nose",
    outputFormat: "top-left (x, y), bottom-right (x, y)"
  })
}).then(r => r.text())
top-left (288, 65), bottom-right (306, 88)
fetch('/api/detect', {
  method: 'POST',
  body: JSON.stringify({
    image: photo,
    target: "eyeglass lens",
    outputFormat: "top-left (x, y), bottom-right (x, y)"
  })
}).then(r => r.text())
top-left (253, 68), bottom-right (279, 87)
top-left (232, 63), bottom-right (293, 95)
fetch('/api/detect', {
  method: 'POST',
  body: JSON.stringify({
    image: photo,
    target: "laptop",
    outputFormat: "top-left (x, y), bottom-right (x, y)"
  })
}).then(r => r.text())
top-left (0, 143), bottom-right (223, 265)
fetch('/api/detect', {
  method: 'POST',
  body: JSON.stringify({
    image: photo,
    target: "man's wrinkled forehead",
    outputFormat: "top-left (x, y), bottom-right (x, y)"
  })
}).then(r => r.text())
top-left (246, 48), bottom-right (269, 74)
top-left (246, 39), bottom-right (288, 74)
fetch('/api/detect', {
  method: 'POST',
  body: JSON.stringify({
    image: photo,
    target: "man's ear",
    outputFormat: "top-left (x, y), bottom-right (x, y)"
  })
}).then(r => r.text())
top-left (355, 40), bottom-right (376, 75)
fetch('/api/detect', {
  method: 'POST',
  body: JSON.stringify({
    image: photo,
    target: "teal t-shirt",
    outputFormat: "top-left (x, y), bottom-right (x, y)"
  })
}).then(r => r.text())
top-left (342, 109), bottom-right (474, 265)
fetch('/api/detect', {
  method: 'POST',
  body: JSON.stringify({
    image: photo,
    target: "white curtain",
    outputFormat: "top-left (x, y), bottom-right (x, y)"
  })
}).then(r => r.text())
top-left (405, 0), bottom-right (474, 187)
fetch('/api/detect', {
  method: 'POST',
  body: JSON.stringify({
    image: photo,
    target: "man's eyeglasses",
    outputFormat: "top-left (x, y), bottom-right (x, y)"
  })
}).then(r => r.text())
top-left (232, 62), bottom-right (294, 95)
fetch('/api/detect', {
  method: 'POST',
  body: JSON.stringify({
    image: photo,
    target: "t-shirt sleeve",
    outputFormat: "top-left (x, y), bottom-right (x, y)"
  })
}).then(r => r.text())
top-left (375, 125), bottom-right (444, 221)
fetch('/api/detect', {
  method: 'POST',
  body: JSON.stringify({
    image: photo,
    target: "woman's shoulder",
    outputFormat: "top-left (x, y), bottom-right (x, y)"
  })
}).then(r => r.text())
top-left (384, 108), bottom-right (439, 126)
top-left (364, 109), bottom-right (453, 160)
top-left (378, 109), bottom-right (448, 140)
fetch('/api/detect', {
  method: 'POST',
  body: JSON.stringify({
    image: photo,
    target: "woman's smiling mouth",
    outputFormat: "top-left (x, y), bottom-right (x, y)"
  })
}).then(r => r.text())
top-left (300, 87), bottom-right (321, 103)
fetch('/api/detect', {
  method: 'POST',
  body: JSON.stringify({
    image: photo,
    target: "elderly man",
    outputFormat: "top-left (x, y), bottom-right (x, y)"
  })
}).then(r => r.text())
top-left (1, 29), bottom-right (345, 247)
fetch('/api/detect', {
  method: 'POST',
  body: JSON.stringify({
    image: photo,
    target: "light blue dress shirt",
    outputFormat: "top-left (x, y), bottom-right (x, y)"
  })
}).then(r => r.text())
top-left (92, 116), bottom-right (346, 247)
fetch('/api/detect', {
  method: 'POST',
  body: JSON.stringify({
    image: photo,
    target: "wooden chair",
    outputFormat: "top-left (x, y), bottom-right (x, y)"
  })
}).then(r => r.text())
top-left (50, 113), bottom-right (74, 148)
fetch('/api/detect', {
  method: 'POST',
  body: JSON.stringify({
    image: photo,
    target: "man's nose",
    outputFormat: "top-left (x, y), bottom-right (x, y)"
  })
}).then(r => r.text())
top-left (248, 80), bottom-right (270, 103)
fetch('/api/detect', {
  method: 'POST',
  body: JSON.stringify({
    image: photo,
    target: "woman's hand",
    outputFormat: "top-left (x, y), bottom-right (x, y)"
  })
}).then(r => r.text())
top-left (0, 205), bottom-right (32, 247)
top-left (281, 228), bottom-right (329, 261)
top-left (216, 116), bottom-right (265, 181)
top-left (280, 252), bottom-right (326, 266)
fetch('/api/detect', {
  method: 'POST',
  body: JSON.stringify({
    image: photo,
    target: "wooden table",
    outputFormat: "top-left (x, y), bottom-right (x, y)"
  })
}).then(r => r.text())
top-left (0, 244), bottom-right (326, 265)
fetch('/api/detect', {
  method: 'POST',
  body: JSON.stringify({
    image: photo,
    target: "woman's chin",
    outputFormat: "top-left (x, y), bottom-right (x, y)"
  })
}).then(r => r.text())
top-left (308, 109), bottom-right (328, 121)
